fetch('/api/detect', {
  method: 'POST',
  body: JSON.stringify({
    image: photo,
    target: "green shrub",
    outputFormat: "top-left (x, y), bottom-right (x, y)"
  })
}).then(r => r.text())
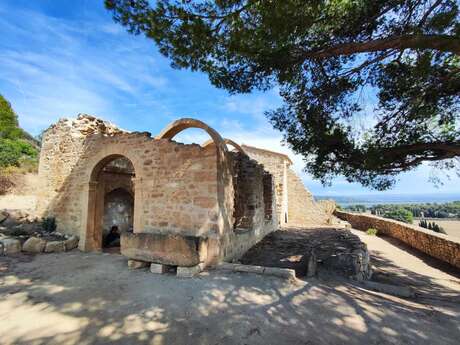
top-left (0, 138), bottom-right (38, 168)
top-left (41, 217), bottom-right (57, 233)
top-left (366, 228), bottom-right (378, 236)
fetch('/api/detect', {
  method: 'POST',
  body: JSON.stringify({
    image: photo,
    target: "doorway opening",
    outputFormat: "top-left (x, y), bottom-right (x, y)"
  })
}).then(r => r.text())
top-left (85, 155), bottom-right (135, 252)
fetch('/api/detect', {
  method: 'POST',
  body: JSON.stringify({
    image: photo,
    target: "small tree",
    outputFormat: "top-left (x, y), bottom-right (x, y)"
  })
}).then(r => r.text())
top-left (0, 95), bottom-right (22, 140)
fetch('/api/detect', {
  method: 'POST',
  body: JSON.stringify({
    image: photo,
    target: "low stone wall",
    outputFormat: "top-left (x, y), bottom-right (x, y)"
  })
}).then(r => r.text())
top-left (335, 211), bottom-right (460, 268)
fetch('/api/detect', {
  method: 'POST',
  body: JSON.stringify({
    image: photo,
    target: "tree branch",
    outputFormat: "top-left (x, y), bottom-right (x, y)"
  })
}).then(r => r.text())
top-left (297, 34), bottom-right (460, 61)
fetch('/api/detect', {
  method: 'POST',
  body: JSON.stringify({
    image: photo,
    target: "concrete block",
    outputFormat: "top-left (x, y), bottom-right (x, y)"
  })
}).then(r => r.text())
top-left (177, 263), bottom-right (205, 278)
top-left (127, 259), bottom-right (149, 269)
top-left (150, 263), bottom-right (168, 274)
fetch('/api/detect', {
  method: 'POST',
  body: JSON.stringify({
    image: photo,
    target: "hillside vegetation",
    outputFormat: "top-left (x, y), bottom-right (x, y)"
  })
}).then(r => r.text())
top-left (0, 95), bottom-right (39, 194)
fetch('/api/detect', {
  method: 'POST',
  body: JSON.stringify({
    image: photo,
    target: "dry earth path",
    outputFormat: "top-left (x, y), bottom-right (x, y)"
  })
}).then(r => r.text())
top-left (1, 240), bottom-right (459, 345)
top-left (351, 229), bottom-right (460, 301)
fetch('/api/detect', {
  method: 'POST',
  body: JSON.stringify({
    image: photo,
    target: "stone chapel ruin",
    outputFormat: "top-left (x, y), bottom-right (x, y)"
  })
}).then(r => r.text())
top-left (36, 115), bottom-right (336, 273)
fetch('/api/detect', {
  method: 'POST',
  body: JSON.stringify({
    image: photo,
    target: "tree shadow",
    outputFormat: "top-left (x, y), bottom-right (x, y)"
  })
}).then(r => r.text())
top-left (1, 251), bottom-right (459, 345)
top-left (366, 240), bottom-right (460, 303)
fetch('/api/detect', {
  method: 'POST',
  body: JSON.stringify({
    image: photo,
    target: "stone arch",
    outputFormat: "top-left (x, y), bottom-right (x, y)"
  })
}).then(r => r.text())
top-left (83, 152), bottom-right (139, 251)
top-left (202, 138), bottom-right (246, 155)
top-left (156, 118), bottom-right (227, 154)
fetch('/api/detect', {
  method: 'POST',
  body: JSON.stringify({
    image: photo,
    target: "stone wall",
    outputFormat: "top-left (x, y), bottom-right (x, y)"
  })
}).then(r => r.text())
top-left (242, 145), bottom-right (290, 225)
top-left (37, 116), bottom-right (225, 251)
top-left (286, 170), bottom-right (329, 226)
top-left (242, 145), bottom-right (332, 227)
top-left (220, 152), bottom-right (277, 261)
top-left (335, 211), bottom-right (460, 268)
top-left (103, 188), bottom-right (133, 234)
top-left (37, 115), bottom-right (278, 264)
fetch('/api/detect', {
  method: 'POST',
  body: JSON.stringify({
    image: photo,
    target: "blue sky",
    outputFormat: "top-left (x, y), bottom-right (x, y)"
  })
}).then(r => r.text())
top-left (1, 0), bottom-right (459, 196)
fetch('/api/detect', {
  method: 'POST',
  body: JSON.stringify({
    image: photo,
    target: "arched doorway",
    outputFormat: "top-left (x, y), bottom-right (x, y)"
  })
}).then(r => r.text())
top-left (85, 155), bottom-right (136, 251)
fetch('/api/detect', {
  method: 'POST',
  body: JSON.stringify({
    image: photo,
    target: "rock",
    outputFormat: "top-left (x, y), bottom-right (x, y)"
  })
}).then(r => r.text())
top-left (0, 238), bottom-right (21, 255)
top-left (64, 236), bottom-right (79, 251)
top-left (128, 259), bottom-right (149, 269)
top-left (45, 241), bottom-right (66, 253)
top-left (22, 237), bottom-right (46, 253)
top-left (150, 263), bottom-right (168, 274)
top-left (121, 233), bottom-right (207, 267)
top-left (0, 211), bottom-right (8, 224)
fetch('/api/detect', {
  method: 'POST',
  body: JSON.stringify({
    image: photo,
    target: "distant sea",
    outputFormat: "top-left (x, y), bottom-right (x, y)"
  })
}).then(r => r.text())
top-left (315, 193), bottom-right (460, 207)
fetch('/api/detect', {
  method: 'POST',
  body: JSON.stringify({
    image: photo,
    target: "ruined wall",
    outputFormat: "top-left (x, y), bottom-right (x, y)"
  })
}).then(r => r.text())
top-left (335, 211), bottom-right (460, 269)
top-left (242, 145), bottom-right (331, 227)
top-left (220, 152), bottom-right (277, 261)
top-left (37, 115), bottom-right (223, 250)
top-left (242, 145), bottom-right (289, 225)
top-left (286, 170), bottom-right (330, 226)
top-left (37, 115), bottom-right (123, 218)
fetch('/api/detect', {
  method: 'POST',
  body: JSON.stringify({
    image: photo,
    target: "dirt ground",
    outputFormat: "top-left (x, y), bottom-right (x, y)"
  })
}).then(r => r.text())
top-left (1, 242), bottom-right (459, 345)
top-left (351, 229), bottom-right (460, 301)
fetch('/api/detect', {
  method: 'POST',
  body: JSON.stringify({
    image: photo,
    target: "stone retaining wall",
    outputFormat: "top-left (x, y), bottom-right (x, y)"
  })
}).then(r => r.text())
top-left (335, 211), bottom-right (460, 268)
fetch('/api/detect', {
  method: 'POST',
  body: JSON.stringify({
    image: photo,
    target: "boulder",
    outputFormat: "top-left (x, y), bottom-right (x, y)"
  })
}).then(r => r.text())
top-left (45, 241), bottom-right (66, 253)
top-left (22, 237), bottom-right (46, 253)
top-left (0, 238), bottom-right (21, 255)
top-left (64, 236), bottom-right (79, 251)
top-left (121, 233), bottom-right (207, 267)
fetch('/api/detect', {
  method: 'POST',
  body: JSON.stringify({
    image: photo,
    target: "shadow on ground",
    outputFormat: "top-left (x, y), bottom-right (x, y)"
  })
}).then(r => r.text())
top-left (1, 249), bottom-right (459, 345)
top-left (366, 235), bottom-right (460, 302)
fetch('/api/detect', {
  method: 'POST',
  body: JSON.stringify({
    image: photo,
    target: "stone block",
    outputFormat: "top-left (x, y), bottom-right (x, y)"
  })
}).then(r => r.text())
top-left (0, 238), bottom-right (21, 255)
top-left (45, 241), bottom-right (66, 253)
top-left (305, 252), bottom-right (317, 278)
top-left (150, 263), bottom-right (168, 274)
top-left (121, 232), bottom-right (205, 267)
top-left (64, 236), bottom-right (79, 251)
top-left (362, 281), bottom-right (414, 298)
top-left (128, 259), bottom-right (149, 269)
top-left (22, 237), bottom-right (46, 253)
top-left (177, 263), bottom-right (205, 278)
top-left (263, 267), bottom-right (297, 280)
top-left (231, 264), bottom-right (265, 274)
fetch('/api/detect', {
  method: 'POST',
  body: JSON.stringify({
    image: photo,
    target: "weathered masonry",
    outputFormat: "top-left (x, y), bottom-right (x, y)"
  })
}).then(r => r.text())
top-left (37, 115), bottom-right (336, 270)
